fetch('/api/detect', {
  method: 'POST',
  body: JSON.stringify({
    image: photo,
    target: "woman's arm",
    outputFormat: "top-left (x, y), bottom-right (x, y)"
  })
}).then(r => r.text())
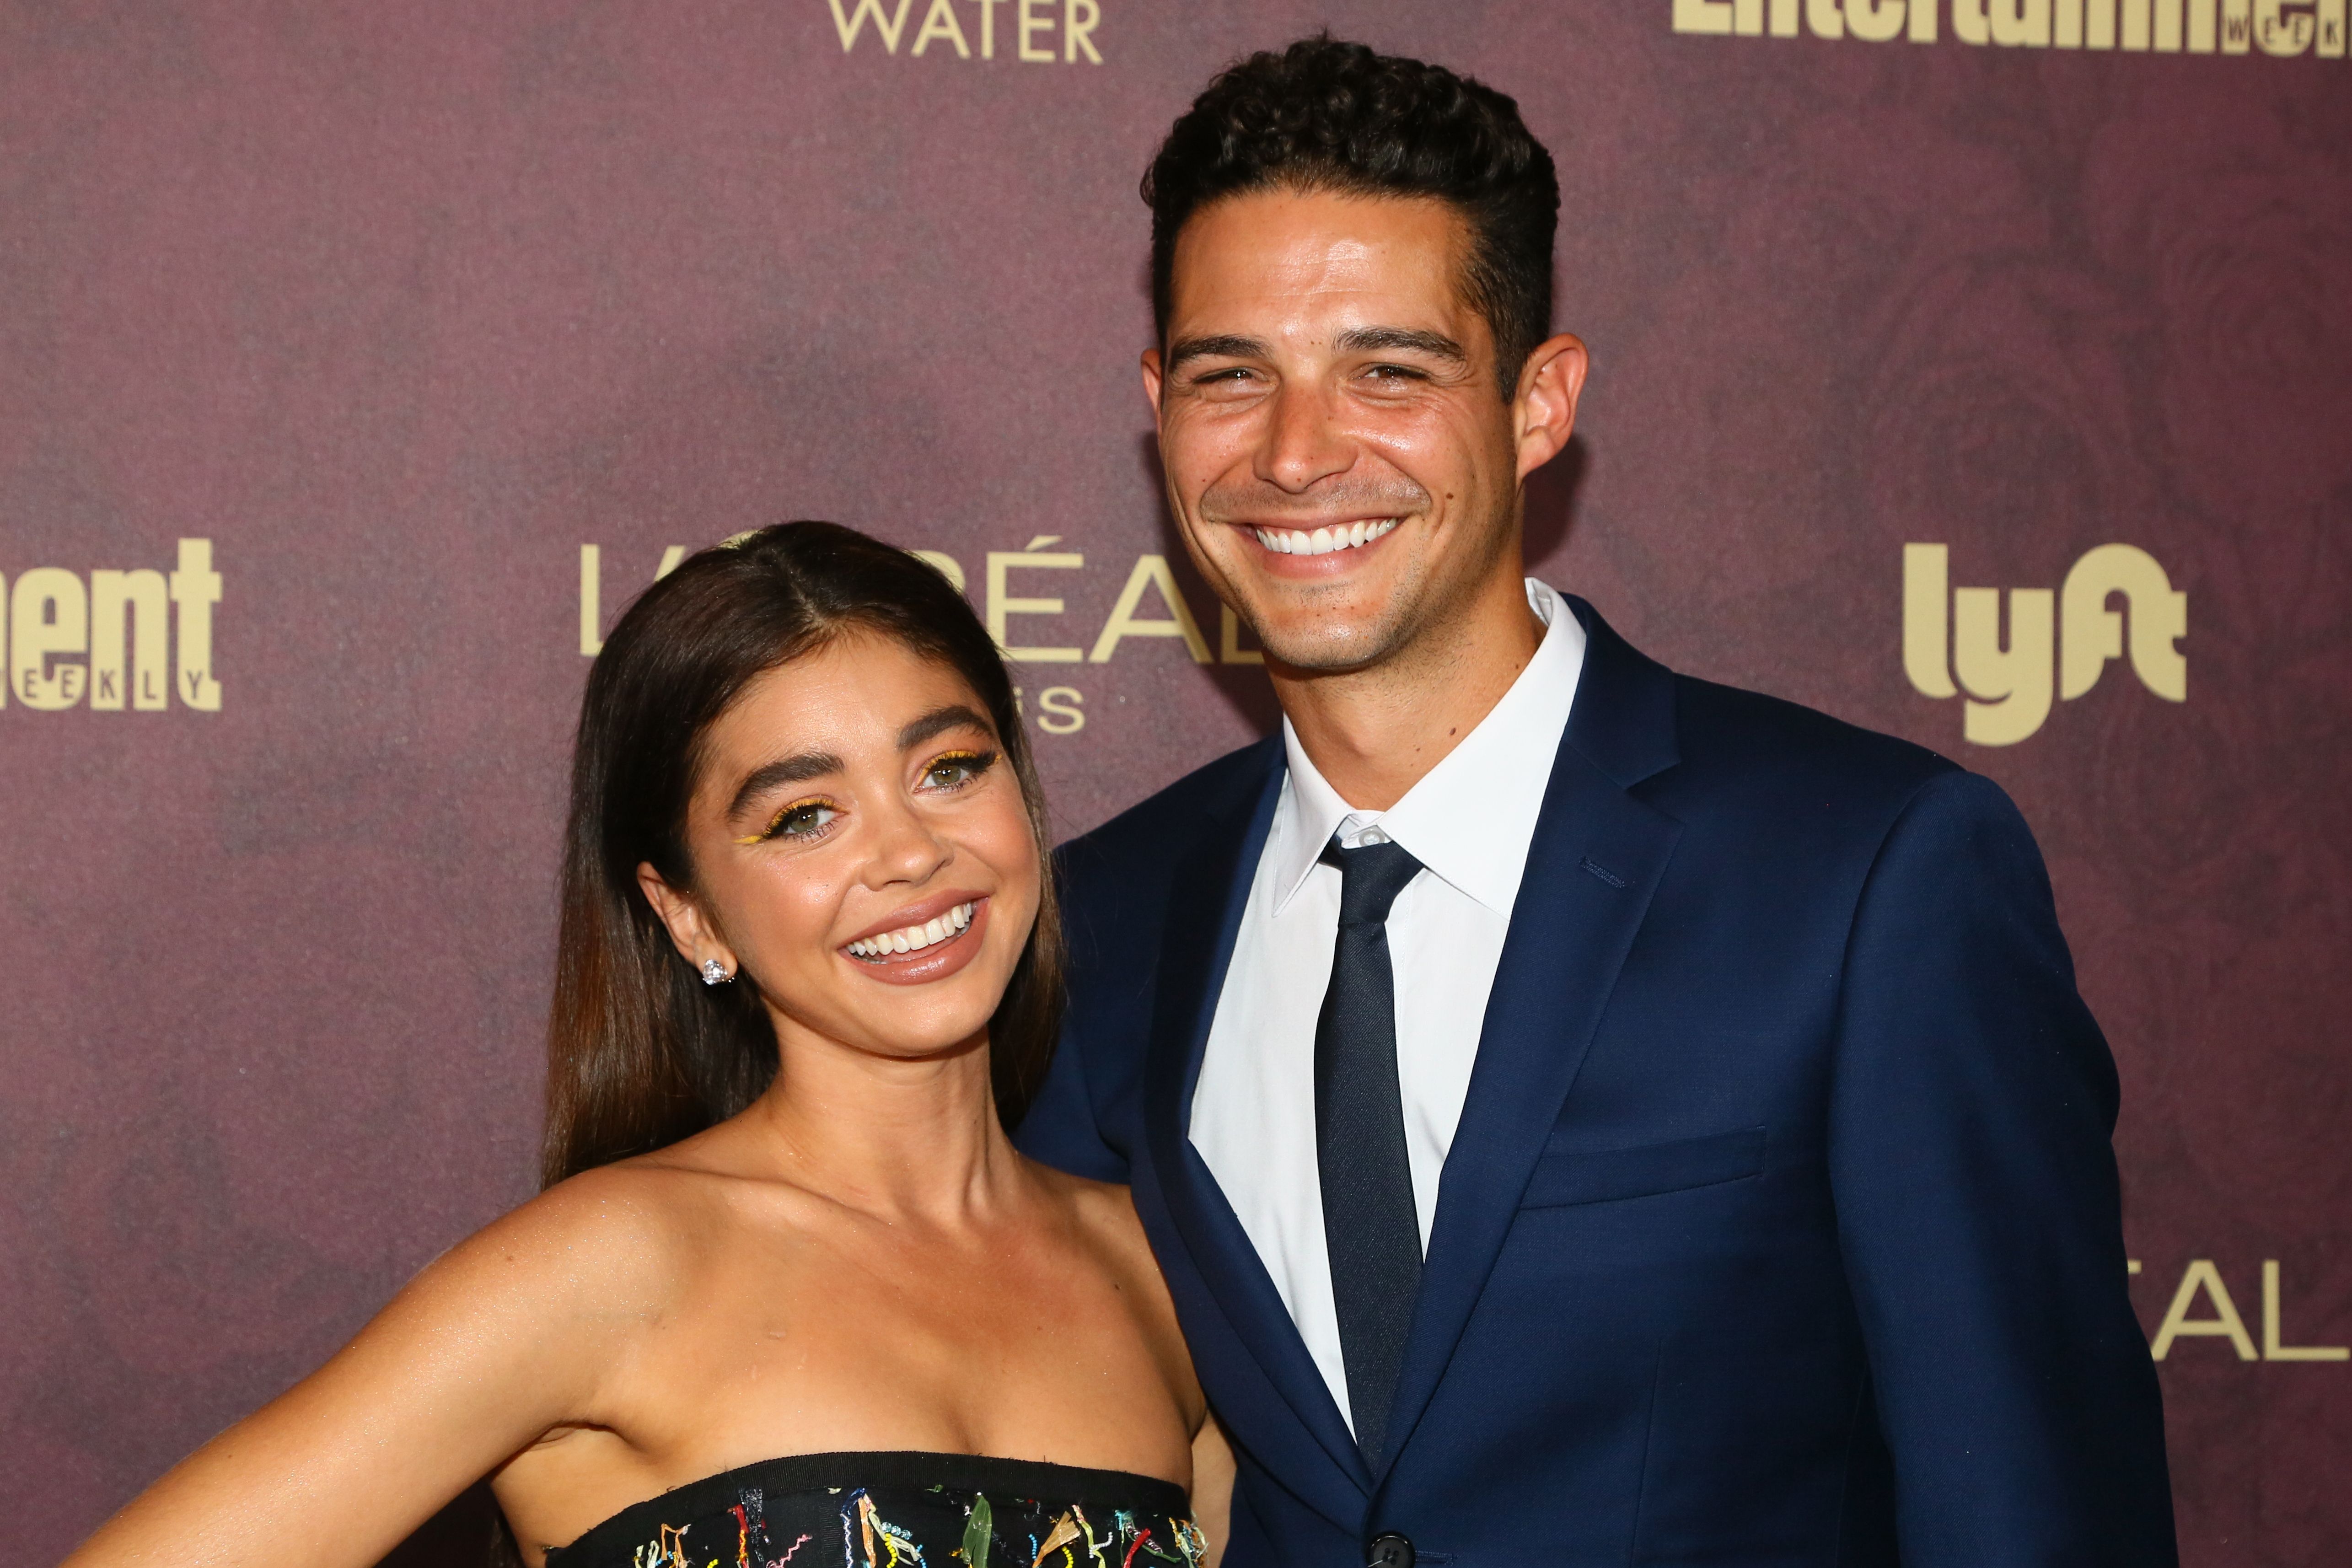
top-left (60, 1173), bottom-right (675, 1568)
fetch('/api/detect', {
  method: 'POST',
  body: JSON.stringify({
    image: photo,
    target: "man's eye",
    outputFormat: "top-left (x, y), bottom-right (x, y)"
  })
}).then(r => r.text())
top-left (922, 749), bottom-right (998, 790)
top-left (1364, 364), bottom-right (1425, 381)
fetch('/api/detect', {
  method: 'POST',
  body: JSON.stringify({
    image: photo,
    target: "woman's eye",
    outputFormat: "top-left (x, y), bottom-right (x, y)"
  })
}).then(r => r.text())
top-left (768, 800), bottom-right (839, 839)
top-left (922, 749), bottom-right (997, 790)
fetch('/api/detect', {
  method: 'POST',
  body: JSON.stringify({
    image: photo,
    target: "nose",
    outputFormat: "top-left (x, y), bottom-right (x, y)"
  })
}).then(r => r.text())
top-left (861, 795), bottom-right (953, 891)
top-left (1254, 381), bottom-right (1355, 494)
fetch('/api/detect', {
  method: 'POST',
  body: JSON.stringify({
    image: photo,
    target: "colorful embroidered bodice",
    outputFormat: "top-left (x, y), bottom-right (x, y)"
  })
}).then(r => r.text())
top-left (541, 1450), bottom-right (1204, 1568)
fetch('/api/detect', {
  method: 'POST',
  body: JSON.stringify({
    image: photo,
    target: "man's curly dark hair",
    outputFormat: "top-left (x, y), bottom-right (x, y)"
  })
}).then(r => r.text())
top-left (1144, 36), bottom-right (1560, 396)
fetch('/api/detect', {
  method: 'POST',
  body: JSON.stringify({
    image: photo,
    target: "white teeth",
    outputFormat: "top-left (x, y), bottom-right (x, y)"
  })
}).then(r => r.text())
top-left (848, 902), bottom-right (977, 960)
top-left (1252, 521), bottom-right (1399, 557)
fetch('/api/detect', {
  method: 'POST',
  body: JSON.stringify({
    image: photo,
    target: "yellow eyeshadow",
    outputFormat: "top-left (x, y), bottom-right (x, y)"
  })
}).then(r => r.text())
top-left (739, 795), bottom-right (836, 844)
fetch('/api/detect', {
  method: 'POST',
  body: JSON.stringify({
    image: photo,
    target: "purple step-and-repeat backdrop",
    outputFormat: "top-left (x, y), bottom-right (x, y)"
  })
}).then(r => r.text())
top-left (4, 1), bottom-right (2347, 1559)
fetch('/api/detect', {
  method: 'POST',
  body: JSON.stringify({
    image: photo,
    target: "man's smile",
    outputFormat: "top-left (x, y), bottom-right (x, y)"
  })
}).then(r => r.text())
top-left (1247, 518), bottom-right (1402, 557)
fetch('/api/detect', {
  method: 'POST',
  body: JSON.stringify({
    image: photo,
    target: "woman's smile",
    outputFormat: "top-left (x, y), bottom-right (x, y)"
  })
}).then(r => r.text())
top-left (841, 893), bottom-right (992, 987)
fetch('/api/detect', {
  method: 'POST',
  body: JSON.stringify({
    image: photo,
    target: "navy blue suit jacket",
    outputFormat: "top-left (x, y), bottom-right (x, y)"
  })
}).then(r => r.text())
top-left (1015, 599), bottom-right (2174, 1567)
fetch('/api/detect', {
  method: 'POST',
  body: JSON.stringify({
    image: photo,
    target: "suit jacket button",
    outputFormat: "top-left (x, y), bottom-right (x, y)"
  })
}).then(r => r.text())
top-left (1366, 1533), bottom-right (1415, 1568)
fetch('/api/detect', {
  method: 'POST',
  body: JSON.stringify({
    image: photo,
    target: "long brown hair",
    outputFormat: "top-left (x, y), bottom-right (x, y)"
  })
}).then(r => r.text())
top-left (539, 520), bottom-right (1064, 1188)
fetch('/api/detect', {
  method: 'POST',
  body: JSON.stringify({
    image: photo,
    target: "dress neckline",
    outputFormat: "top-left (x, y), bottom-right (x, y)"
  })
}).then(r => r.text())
top-left (545, 1449), bottom-right (1191, 1565)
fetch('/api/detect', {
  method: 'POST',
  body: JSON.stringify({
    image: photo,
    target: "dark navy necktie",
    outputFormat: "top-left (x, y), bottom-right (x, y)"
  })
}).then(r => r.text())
top-left (1315, 836), bottom-right (1426, 1465)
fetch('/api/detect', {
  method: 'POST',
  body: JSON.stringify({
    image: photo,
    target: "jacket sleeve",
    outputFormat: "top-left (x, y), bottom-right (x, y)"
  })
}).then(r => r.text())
top-left (1827, 770), bottom-right (2176, 1565)
top-left (1010, 845), bottom-right (1133, 1184)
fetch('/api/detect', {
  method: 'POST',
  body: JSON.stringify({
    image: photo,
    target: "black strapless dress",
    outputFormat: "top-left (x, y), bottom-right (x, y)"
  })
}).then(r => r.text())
top-left (542, 1451), bottom-right (1203, 1568)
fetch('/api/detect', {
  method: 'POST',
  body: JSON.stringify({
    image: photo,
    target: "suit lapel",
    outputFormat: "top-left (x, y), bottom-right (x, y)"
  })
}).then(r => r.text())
top-left (1378, 601), bottom-right (1686, 1473)
top-left (1139, 737), bottom-right (1377, 1502)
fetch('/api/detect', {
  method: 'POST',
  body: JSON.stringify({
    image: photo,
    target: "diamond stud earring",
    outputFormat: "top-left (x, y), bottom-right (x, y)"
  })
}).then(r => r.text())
top-left (700, 958), bottom-right (733, 986)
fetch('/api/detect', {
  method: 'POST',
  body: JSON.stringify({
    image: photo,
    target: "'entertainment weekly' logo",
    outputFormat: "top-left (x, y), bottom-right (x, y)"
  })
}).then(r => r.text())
top-left (2, 540), bottom-right (223, 713)
top-left (1673, 0), bottom-right (2347, 57)
top-left (827, 0), bottom-right (1104, 62)
top-left (1902, 543), bottom-right (2186, 746)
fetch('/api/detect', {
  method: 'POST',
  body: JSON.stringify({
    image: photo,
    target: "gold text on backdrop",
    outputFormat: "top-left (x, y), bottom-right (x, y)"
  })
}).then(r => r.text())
top-left (2136, 1257), bottom-right (2350, 1362)
top-left (987, 536), bottom-right (1086, 662)
top-left (575, 541), bottom-right (1260, 738)
top-left (1, 540), bottom-right (222, 713)
top-left (1901, 542), bottom-right (2186, 745)
top-left (828, 0), bottom-right (1104, 62)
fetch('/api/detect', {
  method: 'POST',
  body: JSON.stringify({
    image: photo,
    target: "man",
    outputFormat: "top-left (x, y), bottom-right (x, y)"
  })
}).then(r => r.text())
top-left (1016, 37), bottom-right (2174, 1568)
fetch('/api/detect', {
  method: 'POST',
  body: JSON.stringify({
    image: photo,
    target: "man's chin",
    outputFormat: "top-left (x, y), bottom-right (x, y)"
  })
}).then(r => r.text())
top-left (1248, 615), bottom-right (1409, 675)
top-left (1206, 545), bottom-right (1431, 671)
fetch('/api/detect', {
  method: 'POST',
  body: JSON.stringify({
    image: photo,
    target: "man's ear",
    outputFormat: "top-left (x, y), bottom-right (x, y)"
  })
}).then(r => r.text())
top-left (1512, 333), bottom-right (1589, 483)
top-left (1141, 346), bottom-right (1166, 415)
top-left (637, 862), bottom-right (733, 973)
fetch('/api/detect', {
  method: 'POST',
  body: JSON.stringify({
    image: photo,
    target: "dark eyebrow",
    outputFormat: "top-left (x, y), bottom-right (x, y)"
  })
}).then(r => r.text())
top-left (721, 707), bottom-right (993, 824)
top-left (725, 751), bottom-right (844, 822)
top-left (1165, 327), bottom-right (1469, 374)
top-left (898, 703), bottom-right (995, 752)
top-left (1334, 325), bottom-right (1468, 364)
top-left (1165, 333), bottom-right (1272, 372)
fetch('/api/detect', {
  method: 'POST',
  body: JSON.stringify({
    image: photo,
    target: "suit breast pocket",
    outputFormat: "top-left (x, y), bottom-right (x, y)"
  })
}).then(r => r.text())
top-left (1518, 1126), bottom-right (1767, 1208)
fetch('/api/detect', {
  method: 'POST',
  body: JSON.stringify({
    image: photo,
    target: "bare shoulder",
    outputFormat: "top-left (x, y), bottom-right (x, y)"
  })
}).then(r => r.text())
top-left (1020, 1157), bottom-right (1201, 1419)
top-left (1026, 1159), bottom-right (1158, 1272)
top-left (403, 1161), bottom-right (722, 1334)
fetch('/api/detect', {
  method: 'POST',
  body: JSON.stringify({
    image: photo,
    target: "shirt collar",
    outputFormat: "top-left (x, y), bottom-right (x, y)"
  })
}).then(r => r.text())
top-left (1267, 578), bottom-right (1587, 918)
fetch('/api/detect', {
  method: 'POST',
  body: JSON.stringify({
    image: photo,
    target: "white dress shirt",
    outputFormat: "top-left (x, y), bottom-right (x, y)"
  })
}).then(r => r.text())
top-left (1188, 579), bottom-right (1587, 1431)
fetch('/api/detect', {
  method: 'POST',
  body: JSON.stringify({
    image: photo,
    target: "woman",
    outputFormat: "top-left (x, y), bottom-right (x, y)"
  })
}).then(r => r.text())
top-left (64, 522), bottom-right (1228, 1568)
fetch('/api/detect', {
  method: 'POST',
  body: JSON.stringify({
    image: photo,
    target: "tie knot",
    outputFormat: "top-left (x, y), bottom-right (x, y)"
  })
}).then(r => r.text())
top-left (1322, 838), bottom-right (1424, 927)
